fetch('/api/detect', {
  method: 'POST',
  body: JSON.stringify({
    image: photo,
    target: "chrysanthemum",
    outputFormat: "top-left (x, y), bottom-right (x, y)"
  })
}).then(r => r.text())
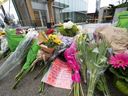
top-left (109, 53), bottom-right (128, 70)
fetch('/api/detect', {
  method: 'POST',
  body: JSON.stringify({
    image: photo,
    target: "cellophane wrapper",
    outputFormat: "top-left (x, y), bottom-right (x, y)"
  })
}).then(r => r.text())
top-left (0, 31), bottom-right (38, 80)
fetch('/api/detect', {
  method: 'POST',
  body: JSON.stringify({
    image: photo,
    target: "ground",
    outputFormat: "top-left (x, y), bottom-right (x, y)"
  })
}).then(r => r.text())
top-left (0, 57), bottom-right (126, 96)
top-left (0, 58), bottom-right (70, 96)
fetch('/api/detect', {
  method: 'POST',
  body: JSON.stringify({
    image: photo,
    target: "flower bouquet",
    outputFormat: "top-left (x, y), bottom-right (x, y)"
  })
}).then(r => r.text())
top-left (58, 21), bottom-right (81, 37)
top-left (76, 33), bottom-right (87, 83)
top-left (13, 33), bottom-right (63, 89)
top-left (109, 53), bottom-right (128, 95)
top-left (39, 34), bottom-right (62, 61)
top-left (13, 39), bottom-right (40, 89)
top-left (43, 34), bottom-right (62, 48)
top-left (76, 33), bottom-right (110, 96)
top-left (0, 31), bottom-right (37, 81)
top-left (64, 41), bottom-right (84, 96)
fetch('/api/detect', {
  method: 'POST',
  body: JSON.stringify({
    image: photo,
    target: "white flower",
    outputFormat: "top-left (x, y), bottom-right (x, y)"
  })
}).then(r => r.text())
top-left (63, 21), bottom-right (74, 29)
top-left (77, 25), bottom-right (82, 32)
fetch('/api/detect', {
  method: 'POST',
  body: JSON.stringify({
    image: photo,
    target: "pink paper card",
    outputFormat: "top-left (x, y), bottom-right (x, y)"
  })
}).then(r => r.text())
top-left (41, 58), bottom-right (73, 89)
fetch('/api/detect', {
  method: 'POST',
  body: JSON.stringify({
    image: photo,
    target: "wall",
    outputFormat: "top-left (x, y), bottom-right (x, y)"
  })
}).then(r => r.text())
top-left (31, 2), bottom-right (47, 10)
top-left (12, 0), bottom-right (33, 26)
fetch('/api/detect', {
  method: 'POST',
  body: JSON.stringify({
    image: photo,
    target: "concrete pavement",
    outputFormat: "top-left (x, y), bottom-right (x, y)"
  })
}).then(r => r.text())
top-left (0, 57), bottom-right (125, 96)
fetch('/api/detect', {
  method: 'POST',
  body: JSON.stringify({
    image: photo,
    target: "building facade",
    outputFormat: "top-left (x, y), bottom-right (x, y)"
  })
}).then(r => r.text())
top-left (12, 0), bottom-right (88, 26)
top-left (31, 0), bottom-right (48, 26)
top-left (54, 0), bottom-right (87, 23)
top-left (12, 0), bottom-right (54, 27)
top-left (53, 1), bottom-right (68, 23)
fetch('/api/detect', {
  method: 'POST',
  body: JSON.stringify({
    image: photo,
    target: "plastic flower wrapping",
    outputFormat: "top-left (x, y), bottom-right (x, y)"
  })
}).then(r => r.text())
top-left (0, 30), bottom-right (37, 80)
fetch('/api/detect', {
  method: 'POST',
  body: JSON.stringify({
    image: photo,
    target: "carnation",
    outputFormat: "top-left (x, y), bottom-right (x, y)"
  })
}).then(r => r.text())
top-left (63, 21), bottom-right (74, 29)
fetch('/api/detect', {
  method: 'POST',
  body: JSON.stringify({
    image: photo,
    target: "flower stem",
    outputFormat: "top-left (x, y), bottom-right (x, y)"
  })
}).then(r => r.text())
top-left (73, 83), bottom-right (80, 96)
top-left (87, 71), bottom-right (98, 96)
top-left (34, 63), bottom-right (49, 79)
top-left (39, 82), bottom-right (45, 93)
top-left (82, 63), bottom-right (87, 83)
top-left (12, 69), bottom-right (30, 89)
top-left (74, 83), bottom-right (76, 96)
top-left (15, 69), bottom-right (24, 81)
top-left (77, 83), bottom-right (80, 96)
top-left (80, 83), bottom-right (85, 96)
top-left (101, 75), bottom-right (111, 96)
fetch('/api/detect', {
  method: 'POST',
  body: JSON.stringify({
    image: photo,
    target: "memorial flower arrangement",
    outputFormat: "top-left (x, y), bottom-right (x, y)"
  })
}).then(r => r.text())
top-left (1, 24), bottom-right (128, 96)
top-left (58, 21), bottom-right (80, 37)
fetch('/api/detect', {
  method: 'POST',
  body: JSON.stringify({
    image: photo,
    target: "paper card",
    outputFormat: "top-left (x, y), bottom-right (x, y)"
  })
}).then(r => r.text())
top-left (41, 58), bottom-right (73, 89)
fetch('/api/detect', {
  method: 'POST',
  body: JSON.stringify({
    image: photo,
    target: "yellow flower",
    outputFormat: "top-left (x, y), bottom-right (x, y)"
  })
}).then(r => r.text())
top-left (54, 39), bottom-right (62, 45)
top-left (48, 34), bottom-right (57, 40)
top-left (57, 41), bottom-right (62, 45)
top-left (47, 34), bottom-right (62, 45)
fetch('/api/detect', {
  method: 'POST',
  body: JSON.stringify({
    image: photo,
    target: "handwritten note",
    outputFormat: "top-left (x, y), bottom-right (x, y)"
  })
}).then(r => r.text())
top-left (41, 58), bottom-right (72, 89)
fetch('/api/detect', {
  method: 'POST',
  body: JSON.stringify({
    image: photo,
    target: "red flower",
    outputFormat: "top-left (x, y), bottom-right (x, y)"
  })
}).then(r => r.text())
top-left (46, 28), bottom-right (54, 35)
top-left (109, 53), bottom-right (128, 70)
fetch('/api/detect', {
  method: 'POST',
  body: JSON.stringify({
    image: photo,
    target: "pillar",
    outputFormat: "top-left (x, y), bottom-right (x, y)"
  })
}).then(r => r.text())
top-left (39, 10), bottom-right (44, 27)
top-left (47, 0), bottom-right (54, 26)
top-left (25, 0), bottom-right (36, 26)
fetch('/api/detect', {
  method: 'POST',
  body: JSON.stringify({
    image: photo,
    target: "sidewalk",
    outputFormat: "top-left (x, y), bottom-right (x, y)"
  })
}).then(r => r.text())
top-left (0, 59), bottom-right (70, 96)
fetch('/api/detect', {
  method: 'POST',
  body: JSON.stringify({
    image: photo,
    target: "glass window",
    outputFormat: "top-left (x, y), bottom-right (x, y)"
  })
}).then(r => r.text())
top-left (53, 0), bottom-right (87, 23)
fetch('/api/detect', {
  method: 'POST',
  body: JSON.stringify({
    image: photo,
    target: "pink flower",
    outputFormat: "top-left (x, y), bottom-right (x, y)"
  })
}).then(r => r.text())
top-left (109, 53), bottom-right (128, 70)
top-left (64, 42), bottom-right (81, 82)
top-left (72, 71), bottom-right (81, 83)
